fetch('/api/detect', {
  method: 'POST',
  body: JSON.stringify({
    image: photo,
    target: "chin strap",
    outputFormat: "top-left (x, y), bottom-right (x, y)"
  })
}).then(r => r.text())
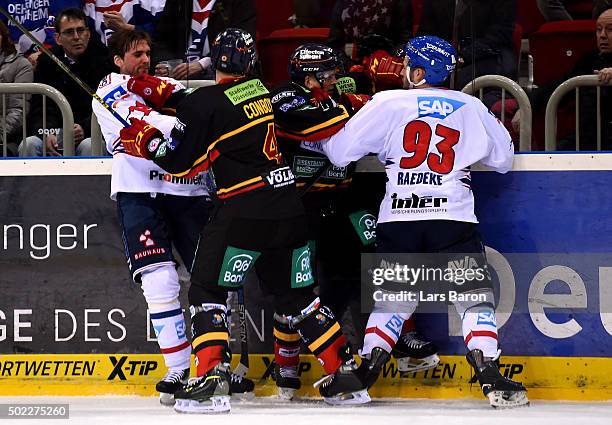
top-left (406, 66), bottom-right (427, 88)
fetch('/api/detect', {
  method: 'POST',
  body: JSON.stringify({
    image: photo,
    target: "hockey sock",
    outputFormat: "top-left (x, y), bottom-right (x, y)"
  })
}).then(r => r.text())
top-left (141, 266), bottom-right (190, 370)
top-left (401, 316), bottom-right (416, 333)
top-left (273, 314), bottom-right (301, 368)
top-left (149, 303), bottom-right (191, 369)
top-left (293, 299), bottom-right (346, 374)
top-left (190, 303), bottom-right (230, 376)
top-left (363, 313), bottom-right (408, 356)
top-left (462, 306), bottom-right (498, 359)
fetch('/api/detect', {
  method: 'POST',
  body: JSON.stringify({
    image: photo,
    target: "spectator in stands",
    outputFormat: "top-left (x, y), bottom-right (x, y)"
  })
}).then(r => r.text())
top-left (292, 0), bottom-right (336, 28)
top-left (518, 8), bottom-right (612, 150)
top-left (0, 0), bottom-right (82, 68)
top-left (594, 0), bottom-right (612, 17)
top-left (0, 20), bottom-right (33, 157)
top-left (328, 0), bottom-right (412, 60)
top-left (19, 8), bottom-right (112, 157)
top-left (537, 0), bottom-right (595, 21)
top-left (83, 0), bottom-right (165, 46)
top-left (152, 0), bottom-right (256, 80)
top-left (417, 0), bottom-right (517, 91)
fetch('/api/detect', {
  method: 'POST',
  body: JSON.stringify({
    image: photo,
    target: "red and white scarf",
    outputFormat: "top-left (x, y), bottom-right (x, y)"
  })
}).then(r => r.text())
top-left (186, 0), bottom-right (217, 62)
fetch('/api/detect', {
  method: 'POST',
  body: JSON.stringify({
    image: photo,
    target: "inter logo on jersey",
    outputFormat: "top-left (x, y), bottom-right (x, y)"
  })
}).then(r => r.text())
top-left (417, 97), bottom-right (465, 119)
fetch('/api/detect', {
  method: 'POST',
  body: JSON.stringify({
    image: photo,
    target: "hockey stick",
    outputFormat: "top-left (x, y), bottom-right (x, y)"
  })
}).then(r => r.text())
top-left (233, 287), bottom-right (249, 377)
top-left (298, 159), bottom-right (333, 197)
top-left (0, 6), bottom-right (129, 128)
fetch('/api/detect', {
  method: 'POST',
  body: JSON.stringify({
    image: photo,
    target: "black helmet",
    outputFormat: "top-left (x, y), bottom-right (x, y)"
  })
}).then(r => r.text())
top-left (288, 43), bottom-right (338, 85)
top-left (210, 28), bottom-right (257, 75)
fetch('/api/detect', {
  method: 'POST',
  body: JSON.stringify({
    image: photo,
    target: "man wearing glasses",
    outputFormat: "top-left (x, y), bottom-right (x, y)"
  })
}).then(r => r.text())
top-left (20, 8), bottom-right (112, 157)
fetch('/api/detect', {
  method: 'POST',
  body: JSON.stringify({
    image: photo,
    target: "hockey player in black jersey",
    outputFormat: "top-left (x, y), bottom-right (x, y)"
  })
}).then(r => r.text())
top-left (269, 43), bottom-right (373, 400)
top-left (270, 43), bottom-right (441, 397)
top-left (118, 28), bottom-right (369, 413)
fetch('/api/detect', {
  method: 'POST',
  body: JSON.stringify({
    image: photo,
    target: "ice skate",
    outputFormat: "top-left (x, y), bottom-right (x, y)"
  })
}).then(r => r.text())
top-left (358, 347), bottom-right (390, 389)
top-left (156, 367), bottom-right (189, 406)
top-left (173, 362), bottom-right (231, 414)
top-left (314, 356), bottom-right (370, 406)
top-left (272, 363), bottom-right (301, 400)
top-left (229, 372), bottom-right (255, 400)
top-left (392, 330), bottom-right (440, 373)
top-left (466, 349), bottom-right (529, 409)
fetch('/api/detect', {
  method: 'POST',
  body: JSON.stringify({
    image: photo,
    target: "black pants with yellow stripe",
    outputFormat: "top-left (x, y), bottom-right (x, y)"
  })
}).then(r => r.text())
top-left (187, 209), bottom-right (349, 376)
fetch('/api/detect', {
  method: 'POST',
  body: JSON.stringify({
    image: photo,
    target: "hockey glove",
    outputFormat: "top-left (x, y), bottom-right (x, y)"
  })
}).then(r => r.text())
top-left (119, 118), bottom-right (163, 159)
top-left (339, 93), bottom-right (371, 116)
top-left (127, 74), bottom-right (176, 109)
top-left (365, 50), bottom-right (404, 90)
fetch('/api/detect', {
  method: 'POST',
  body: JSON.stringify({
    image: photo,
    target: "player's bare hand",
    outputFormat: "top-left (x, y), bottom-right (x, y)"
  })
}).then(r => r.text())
top-left (103, 11), bottom-right (135, 31)
top-left (595, 68), bottom-right (612, 84)
top-left (171, 62), bottom-right (203, 80)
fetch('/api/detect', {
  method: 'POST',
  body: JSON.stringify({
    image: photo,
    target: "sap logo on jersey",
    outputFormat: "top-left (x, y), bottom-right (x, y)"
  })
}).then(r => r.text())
top-left (103, 86), bottom-right (128, 106)
top-left (417, 97), bottom-right (465, 119)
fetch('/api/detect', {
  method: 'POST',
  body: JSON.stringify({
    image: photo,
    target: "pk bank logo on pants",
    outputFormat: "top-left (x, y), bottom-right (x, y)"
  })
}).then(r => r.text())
top-left (291, 245), bottom-right (314, 288)
top-left (218, 246), bottom-right (261, 287)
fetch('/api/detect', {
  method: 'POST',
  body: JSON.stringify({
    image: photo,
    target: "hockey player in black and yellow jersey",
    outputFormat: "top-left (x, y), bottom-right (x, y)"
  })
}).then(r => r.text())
top-left (269, 44), bottom-right (375, 400)
top-left (119, 28), bottom-right (370, 413)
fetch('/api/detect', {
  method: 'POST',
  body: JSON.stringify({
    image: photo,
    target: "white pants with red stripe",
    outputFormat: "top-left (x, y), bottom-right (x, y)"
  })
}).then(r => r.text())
top-left (362, 291), bottom-right (498, 358)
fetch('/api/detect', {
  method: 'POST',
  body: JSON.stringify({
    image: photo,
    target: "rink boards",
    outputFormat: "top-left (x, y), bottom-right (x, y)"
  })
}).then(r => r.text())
top-left (0, 353), bottom-right (610, 400)
top-left (1, 154), bottom-right (612, 399)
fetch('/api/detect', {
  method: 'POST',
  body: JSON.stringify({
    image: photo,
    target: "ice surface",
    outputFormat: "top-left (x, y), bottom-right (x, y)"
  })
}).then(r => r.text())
top-left (1, 396), bottom-right (610, 425)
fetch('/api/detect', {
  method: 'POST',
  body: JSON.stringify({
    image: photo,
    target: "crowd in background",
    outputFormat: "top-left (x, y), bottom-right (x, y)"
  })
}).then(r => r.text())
top-left (0, 0), bottom-right (611, 156)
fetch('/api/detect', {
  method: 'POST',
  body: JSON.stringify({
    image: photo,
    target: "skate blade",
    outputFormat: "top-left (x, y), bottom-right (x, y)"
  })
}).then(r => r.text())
top-left (277, 387), bottom-right (297, 401)
top-left (174, 396), bottom-right (231, 414)
top-left (231, 391), bottom-right (255, 401)
top-left (488, 390), bottom-right (530, 409)
top-left (159, 392), bottom-right (175, 407)
top-left (323, 389), bottom-right (371, 406)
top-left (396, 354), bottom-right (440, 373)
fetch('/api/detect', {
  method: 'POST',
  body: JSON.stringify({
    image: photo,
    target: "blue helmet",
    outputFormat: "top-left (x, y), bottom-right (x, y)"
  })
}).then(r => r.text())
top-left (403, 36), bottom-right (457, 86)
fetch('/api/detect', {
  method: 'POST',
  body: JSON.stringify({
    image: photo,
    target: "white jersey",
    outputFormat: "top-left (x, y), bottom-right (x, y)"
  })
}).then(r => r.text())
top-left (93, 72), bottom-right (208, 199)
top-left (323, 88), bottom-right (513, 224)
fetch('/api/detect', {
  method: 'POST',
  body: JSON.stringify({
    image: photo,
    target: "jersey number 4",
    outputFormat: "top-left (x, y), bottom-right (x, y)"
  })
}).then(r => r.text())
top-left (263, 123), bottom-right (282, 164)
top-left (400, 120), bottom-right (460, 174)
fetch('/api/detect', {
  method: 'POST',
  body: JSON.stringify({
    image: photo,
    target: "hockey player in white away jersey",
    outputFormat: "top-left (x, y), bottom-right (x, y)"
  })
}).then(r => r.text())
top-left (322, 35), bottom-right (528, 408)
top-left (94, 28), bottom-right (255, 405)
top-left (93, 29), bottom-right (211, 405)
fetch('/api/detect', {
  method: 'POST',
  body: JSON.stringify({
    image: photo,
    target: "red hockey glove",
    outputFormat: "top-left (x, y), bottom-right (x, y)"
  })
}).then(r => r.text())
top-left (365, 50), bottom-right (404, 89)
top-left (339, 93), bottom-right (371, 116)
top-left (119, 118), bottom-right (163, 159)
top-left (127, 74), bottom-right (176, 109)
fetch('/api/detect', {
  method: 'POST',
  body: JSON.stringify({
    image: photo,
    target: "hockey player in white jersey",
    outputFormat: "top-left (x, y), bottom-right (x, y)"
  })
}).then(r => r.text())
top-left (93, 28), bottom-right (254, 405)
top-left (322, 35), bottom-right (528, 408)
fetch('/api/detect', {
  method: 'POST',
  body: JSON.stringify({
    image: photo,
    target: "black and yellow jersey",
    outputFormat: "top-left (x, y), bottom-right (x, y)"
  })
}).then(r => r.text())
top-left (270, 81), bottom-right (354, 193)
top-left (151, 77), bottom-right (303, 219)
